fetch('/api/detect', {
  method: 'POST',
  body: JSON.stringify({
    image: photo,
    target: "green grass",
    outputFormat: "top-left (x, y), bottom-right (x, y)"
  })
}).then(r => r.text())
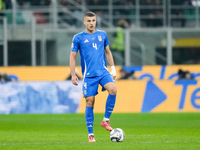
top-left (0, 113), bottom-right (200, 150)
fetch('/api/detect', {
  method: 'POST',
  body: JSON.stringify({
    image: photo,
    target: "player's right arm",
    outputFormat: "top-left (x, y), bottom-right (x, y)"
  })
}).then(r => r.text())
top-left (70, 51), bottom-right (79, 85)
top-left (70, 34), bottom-right (80, 85)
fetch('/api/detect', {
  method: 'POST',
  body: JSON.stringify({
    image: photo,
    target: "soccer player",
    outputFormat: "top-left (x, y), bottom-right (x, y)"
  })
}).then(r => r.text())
top-left (70, 11), bottom-right (117, 142)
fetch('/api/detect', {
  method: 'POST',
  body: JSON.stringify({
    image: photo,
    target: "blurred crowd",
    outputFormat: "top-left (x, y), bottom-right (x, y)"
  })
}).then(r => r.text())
top-left (0, 72), bottom-right (19, 82)
top-left (118, 68), bottom-right (137, 80)
top-left (0, 0), bottom-right (52, 8)
top-left (0, 0), bottom-right (198, 27)
top-left (0, 72), bottom-right (13, 82)
top-left (117, 68), bottom-right (196, 80)
top-left (177, 69), bottom-right (194, 80)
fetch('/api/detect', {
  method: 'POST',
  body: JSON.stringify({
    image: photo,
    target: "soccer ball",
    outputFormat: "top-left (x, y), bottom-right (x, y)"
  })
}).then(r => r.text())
top-left (110, 128), bottom-right (125, 142)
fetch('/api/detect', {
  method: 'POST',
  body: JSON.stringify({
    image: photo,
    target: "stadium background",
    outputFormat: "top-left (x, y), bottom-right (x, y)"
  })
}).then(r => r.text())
top-left (0, 0), bottom-right (200, 114)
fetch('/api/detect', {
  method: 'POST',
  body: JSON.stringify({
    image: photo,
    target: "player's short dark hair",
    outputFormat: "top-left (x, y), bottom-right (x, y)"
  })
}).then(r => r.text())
top-left (84, 12), bottom-right (96, 17)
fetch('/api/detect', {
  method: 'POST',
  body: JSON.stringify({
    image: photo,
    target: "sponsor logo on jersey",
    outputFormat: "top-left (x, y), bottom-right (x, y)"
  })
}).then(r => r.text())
top-left (98, 36), bottom-right (102, 41)
top-left (71, 43), bottom-right (74, 48)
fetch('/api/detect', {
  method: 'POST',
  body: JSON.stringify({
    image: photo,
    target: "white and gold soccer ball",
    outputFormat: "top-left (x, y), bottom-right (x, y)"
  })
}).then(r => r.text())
top-left (110, 128), bottom-right (125, 142)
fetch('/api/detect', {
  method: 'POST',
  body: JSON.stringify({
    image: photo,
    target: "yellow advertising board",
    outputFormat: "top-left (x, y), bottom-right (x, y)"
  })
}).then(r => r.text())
top-left (0, 66), bottom-right (80, 81)
top-left (78, 80), bottom-right (200, 113)
top-left (1, 65), bottom-right (200, 113)
top-left (0, 65), bottom-right (200, 81)
top-left (121, 65), bottom-right (200, 80)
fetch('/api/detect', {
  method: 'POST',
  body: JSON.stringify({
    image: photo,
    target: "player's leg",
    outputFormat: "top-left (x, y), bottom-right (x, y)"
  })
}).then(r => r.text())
top-left (103, 82), bottom-right (117, 120)
top-left (100, 74), bottom-right (117, 131)
top-left (85, 96), bottom-right (96, 142)
top-left (83, 77), bottom-right (99, 142)
top-left (101, 82), bottom-right (117, 131)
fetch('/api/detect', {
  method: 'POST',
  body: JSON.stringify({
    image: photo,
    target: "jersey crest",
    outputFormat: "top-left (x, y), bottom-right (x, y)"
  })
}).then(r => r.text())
top-left (98, 36), bottom-right (102, 41)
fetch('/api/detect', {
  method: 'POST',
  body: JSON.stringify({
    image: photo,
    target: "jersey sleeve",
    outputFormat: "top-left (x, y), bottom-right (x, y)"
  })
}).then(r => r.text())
top-left (71, 35), bottom-right (79, 52)
top-left (104, 32), bottom-right (110, 48)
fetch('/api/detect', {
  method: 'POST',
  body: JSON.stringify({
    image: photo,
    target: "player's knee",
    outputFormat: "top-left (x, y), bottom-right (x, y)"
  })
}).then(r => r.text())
top-left (85, 97), bottom-right (95, 107)
top-left (109, 86), bottom-right (117, 95)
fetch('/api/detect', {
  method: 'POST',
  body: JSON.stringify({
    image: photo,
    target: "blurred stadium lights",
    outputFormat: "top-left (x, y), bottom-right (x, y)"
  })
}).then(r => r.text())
top-left (192, 0), bottom-right (200, 6)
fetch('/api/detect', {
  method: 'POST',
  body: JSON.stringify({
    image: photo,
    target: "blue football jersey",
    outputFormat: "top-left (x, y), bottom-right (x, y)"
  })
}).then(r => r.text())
top-left (71, 29), bottom-right (110, 77)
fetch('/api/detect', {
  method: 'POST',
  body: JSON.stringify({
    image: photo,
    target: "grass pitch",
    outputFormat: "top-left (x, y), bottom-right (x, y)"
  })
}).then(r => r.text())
top-left (0, 113), bottom-right (200, 150)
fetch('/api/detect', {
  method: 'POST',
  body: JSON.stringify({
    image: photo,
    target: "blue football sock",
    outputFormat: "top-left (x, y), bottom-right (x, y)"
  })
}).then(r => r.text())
top-left (104, 94), bottom-right (116, 119)
top-left (85, 106), bottom-right (94, 134)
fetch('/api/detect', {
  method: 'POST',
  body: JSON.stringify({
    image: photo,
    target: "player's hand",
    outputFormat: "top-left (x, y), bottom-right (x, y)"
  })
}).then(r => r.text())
top-left (72, 75), bottom-right (79, 86)
top-left (110, 66), bottom-right (116, 80)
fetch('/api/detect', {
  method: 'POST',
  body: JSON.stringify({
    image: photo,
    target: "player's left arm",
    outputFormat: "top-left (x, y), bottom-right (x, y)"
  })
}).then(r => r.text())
top-left (105, 45), bottom-right (116, 80)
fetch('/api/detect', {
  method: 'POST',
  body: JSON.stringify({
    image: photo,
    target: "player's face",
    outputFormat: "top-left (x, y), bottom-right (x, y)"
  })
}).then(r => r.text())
top-left (84, 16), bottom-right (96, 33)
